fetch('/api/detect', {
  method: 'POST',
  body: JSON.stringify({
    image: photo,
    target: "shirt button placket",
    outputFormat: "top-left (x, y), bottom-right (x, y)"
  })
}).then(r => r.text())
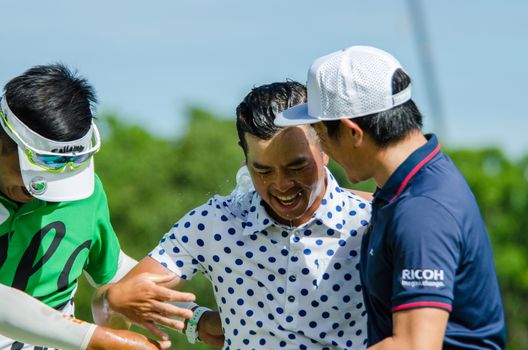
top-left (285, 229), bottom-right (300, 324)
top-left (285, 277), bottom-right (299, 326)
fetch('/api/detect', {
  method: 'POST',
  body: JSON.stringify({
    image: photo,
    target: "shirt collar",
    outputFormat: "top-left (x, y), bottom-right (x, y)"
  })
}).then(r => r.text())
top-left (239, 167), bottom-right (350, 236)
top-left (375, 133), bottom-right (442, 204)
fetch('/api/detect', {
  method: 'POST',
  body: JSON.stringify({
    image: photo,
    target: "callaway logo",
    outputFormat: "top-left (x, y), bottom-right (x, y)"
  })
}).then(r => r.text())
top-left (51, 145), bottom-right (84, 153)
top-left (401, 268), bottom-right (445, 288)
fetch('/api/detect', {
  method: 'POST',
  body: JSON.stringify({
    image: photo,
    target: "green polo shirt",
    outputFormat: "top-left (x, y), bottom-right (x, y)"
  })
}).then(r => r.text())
top-left (0, 175), bottom-right (120, 309)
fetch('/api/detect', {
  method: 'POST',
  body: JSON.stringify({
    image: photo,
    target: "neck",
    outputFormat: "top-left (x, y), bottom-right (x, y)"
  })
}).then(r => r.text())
top-left (372, 131), bottom-right (427, 188)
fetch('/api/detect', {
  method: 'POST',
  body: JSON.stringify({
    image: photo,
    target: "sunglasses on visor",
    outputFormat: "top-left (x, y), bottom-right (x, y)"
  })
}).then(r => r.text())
top-left (0, 108), bottom-right (101, 173)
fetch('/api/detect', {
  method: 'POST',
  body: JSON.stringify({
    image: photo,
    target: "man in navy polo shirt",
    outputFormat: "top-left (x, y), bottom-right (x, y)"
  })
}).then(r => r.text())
top-left (275, 46), bottom-right (506, 349)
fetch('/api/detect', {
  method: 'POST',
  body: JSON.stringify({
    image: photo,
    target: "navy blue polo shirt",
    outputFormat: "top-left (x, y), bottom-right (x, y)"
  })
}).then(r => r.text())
top-left (360, 134), bottom-right (506, 349)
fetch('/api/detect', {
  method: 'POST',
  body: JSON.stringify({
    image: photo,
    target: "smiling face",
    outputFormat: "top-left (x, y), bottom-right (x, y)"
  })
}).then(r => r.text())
top-left (245, 125), bottom-right (328, 227)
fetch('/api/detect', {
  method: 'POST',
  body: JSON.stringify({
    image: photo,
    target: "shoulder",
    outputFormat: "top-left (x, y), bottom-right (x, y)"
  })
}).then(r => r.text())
top-left (389, 195), bottom-right (463, 244)
top-left (393, 195), bottom-right (457, 224)
top-left (175, 192), bottom-right (244, 228)
top-left (334, 186), bottom-right (372, 216)
top-left (325, 170), bottom-right (372, 213)
top-left (92, 173), bottom-right (106, 198)
top-left (412, 155), bottom-right (475, 208)
top-left (399, 162), bottom-right (477, 229)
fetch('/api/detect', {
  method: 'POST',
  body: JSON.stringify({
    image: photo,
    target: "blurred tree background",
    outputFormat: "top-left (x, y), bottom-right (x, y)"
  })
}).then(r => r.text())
top-left (74, 109), bottom-right (528, 349)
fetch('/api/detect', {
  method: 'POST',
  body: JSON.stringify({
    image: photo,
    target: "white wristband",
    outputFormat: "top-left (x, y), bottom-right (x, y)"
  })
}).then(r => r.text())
top-left (185, 306), bottom-right (211, 344)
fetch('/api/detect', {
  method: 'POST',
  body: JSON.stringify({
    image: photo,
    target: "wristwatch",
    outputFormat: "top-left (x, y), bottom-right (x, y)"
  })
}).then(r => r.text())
top-left (185, 306), bottom-right (212, 344)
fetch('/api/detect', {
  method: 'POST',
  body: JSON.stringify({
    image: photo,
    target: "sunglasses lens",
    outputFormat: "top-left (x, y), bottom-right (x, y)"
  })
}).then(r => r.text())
top-left (29, 152), bottom-right (92, 170)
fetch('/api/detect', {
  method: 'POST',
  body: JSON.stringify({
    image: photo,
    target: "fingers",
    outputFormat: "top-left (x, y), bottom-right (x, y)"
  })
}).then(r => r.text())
top-left (141, 320), bottom-right (169, 341)
top-left (106, 272), bottom-right (198, 342)
top-left (148, 338), bottom-right (171, 350)
top-left (142, 311), bottom-right (186, 331)
top-left (152, 300), bottom-right (194, 319)
top-left (108, 274), bottom-right (195, 314)
top-left (144, 272), bottom-right (178, 284)
top-left (151, 284), bottom-right (196, 303)
top-left (166, 290), bottom-right (196, 302)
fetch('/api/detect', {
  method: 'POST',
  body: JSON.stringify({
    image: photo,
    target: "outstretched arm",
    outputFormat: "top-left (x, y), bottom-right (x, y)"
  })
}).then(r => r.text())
top-left (92, 252), bottom-right (224, 347)
top-left (95, 256), bottom-right (196, 339)
top-left (0, 283), bottom-right (167, 350)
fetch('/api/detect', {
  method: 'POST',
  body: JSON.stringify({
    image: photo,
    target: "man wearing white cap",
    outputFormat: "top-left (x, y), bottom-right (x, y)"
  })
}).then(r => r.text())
top-left (275, 46), bottom-right (506, 349)
top-left (0, 64), bottom-right (196, 349)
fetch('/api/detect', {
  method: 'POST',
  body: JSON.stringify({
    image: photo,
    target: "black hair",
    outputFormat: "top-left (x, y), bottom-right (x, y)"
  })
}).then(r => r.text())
top-left (3, 63), bottom-right (97, 142)
top-left (236, 81), bottom-right (306, 154)
top-left (322, 68), bottom-right (423, 147)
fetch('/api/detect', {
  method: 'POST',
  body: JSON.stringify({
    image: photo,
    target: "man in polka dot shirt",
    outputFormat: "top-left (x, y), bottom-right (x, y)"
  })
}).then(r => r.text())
top-left (102, 81), bottom-right (372, 349)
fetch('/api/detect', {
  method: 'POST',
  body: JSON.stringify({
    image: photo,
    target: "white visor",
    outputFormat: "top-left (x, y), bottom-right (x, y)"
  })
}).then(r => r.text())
top-left (0, 95), bottom-right (97, 202)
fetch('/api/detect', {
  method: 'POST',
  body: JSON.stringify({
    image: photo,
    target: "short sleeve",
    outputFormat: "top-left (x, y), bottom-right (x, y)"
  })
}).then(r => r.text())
top-left (149, 207), bottom-right (210, 280)
top-left (388, 196), bottom-right (461, 312)
top-left (84, 177), bottom-right (121, 284)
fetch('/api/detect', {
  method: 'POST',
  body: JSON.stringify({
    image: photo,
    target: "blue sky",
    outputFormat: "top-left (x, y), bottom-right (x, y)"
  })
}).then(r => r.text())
top-left (1, 0), bottom-right (527, 158)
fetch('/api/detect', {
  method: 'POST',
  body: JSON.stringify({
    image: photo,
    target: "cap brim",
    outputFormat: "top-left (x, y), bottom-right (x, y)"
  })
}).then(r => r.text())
top-left (275, 103), bottom-right (321, 127)
top-left (19, 148), bottom-right (95, 202)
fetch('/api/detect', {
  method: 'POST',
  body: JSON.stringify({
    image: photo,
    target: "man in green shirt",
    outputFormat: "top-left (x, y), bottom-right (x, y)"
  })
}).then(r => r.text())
top-left (0, 64), bottom-right (193, 349)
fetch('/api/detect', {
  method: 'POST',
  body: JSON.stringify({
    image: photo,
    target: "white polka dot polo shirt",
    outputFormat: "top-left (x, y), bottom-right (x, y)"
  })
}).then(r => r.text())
top-left (150, 169), bottom-right (371, 350)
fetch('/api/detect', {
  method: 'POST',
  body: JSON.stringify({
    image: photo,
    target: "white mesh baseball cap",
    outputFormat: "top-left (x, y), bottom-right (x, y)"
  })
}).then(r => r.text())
top-left (0, 95), bottom-right (100, 202)
top-left (275, 45), bottom-right (412, 126)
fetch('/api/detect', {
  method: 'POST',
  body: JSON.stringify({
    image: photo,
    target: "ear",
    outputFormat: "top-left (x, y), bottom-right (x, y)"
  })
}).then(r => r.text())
top-left (340, 119), bottom-right (364, 147)
top-left (321, 152), bottom-right (330, 166)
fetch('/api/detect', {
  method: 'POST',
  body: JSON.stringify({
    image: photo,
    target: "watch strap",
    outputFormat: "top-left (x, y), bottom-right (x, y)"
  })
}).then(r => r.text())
top-left (185, 306), bottom-right (211, 344)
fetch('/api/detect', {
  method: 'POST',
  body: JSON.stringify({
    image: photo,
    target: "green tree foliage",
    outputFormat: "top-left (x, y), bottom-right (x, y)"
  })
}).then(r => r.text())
top-left (74, 110), bottom-right (527, 349)
top-left (448, 148), bottom-right (528, 348)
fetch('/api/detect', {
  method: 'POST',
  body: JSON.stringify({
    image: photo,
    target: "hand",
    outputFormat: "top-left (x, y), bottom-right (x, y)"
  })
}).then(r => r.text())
top-left (106, 272), bottom-right (195, 339)
top-left (197, 311), bottom-right (224, 348)
top-left (88, 326), bottom-right (170, 350)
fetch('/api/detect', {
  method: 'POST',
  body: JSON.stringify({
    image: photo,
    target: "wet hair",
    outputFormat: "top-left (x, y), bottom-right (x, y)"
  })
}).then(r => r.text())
top-left (236, 81), bottom-right (307, 154)
top-left (321, 68), bottom-right (423, 147)
top-left (3, 63), bottom-right (97, 143)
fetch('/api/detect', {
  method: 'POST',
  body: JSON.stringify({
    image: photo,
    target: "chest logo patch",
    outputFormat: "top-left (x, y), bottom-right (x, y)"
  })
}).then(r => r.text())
top-left (401, 268), bottom-right (445, 288)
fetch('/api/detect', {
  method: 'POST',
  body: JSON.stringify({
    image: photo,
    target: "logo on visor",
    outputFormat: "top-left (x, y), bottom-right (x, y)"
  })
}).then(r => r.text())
top-left (51, 145), bottom-right (85, 153)
top-left (29, 176), bottom-right (47, 196)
